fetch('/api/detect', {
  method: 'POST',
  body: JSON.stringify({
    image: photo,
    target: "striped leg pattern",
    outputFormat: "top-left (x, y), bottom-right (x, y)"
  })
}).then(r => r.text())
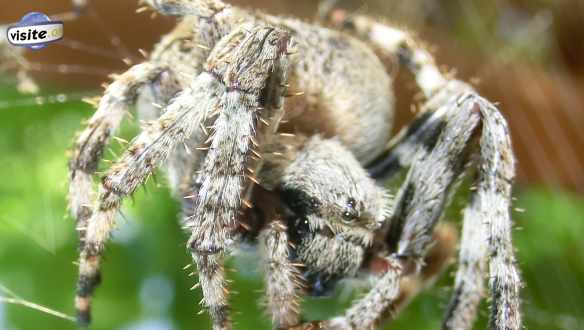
top-left (289, 90), bottom-right (520, 330)
top-left (260, 221), bottom-right (304, 329)
top-left (69, 62), bottom-right (168, 247)
top-left (184, 25), bottom-right (291, 330)
top-left (75, 25), bottom-right (292, 328)
top-left (324, 11), bottom-right (521, 329)
top-left (389, 92), bottom-right (521, 330)
top-left (75, 69), bottom-right (218, 325)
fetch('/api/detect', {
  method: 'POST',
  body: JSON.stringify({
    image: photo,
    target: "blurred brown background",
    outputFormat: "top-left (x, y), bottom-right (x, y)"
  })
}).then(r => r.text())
top-left (2, 0), bottom-right (584, 192)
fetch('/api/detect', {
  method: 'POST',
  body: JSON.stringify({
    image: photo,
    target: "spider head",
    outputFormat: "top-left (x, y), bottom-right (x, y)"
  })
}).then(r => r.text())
top-left (280, 137), bottom-right (392, 242)
top-left (278, 137), bottom-right (392, 291)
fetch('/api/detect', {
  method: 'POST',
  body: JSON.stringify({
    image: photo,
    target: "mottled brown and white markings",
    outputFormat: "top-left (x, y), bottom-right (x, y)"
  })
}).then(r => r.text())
top-left (62, 0), bottom-right (523, 329)
top-left (260, 221), bottom-right (304, 328)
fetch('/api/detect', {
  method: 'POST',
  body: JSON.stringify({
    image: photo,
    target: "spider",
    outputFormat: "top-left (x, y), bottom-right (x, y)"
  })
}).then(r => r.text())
top-left (65, 0), bottom-right (522, 329)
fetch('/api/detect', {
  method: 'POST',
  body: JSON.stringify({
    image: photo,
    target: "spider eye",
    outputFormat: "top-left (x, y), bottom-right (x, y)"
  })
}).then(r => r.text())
top-left (342, 198), bottom-right (359, 222)
top-left (342, 211), bottom-right (357, 221)
top-left (310, 197), bottom-right (320, 208)
top-left (347, 198), bottom-right (356, 208)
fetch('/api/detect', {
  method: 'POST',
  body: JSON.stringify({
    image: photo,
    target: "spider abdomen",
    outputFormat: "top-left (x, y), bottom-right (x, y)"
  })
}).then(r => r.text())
top-left (277, 18), bottom-right (395, 165)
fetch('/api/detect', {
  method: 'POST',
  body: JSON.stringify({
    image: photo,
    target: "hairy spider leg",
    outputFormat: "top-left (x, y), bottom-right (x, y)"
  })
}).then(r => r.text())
top-left (69, 63), bottom-right (167, 246)
top-left (389, 92), bottom-right (521, 330)
top-left (184, 25), bottom-right (291, 330)
top-left (260, 220), bottom-right (304, 328)
top-left (326, 12), bottom-right (521, 329)
top-left (75, 68), bottom-right (217, 325)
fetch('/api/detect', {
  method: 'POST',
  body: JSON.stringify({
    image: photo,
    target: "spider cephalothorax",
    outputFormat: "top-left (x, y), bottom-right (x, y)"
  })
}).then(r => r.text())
top-left (62, 0), bottom-right (522, 329)
top-left (276, 137), bottom-right (392, 293)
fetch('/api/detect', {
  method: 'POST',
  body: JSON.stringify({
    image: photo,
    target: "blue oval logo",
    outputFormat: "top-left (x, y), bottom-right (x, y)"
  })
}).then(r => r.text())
top-left (6, 12), bottom-right (64, 50)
